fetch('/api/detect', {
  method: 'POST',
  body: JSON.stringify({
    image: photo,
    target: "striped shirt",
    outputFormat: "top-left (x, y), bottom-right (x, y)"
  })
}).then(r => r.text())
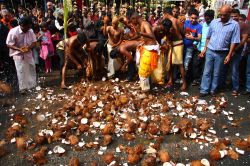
top-left (207, 18), bottom-right (240, 51)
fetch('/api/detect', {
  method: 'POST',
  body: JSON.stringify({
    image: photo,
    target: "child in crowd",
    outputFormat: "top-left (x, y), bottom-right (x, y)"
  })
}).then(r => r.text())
top-left (38, 22), bottom-right (55, 73)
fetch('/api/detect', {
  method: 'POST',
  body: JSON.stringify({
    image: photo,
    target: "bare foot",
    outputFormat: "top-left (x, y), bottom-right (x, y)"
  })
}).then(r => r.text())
top-left (165, 81), bottom-right (173, 88)
top-left (181, 82), bottom-right (187, 91)
top-left (61, 84), bottom-right (68, 89)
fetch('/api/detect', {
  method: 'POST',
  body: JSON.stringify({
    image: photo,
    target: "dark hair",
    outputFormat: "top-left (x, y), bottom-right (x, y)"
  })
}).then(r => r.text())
top-left (204, 9), bottom-right (215, 18)
top-left (163, 7), bottom-right (172, 15)
top-left (40, 22), bottom-right (47, 28)
top-left (110, 48), bottom-right (119, 59)
top-left (189, 9), bottom-right (199, 16)
top-left (77, 32), bottom-right (88, 44)
top-left (18, 4), bottom-right (24, 9)
top-left (239, 14), bottom-right (247, 20)
top-left (161, 19), bottom-right (172, 31)
top-left (19, 16), bottom-right (32, 26)
top-left (193, 0), bottom-right (201, 3)
top-left (172, 6), bottom-right (179, 10)
top-left (231, 9), bottom-right (240, 15)
top-left (131, 12), bottom-right (140, 19)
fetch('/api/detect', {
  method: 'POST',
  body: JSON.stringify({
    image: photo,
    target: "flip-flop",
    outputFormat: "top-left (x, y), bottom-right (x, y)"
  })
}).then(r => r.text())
top-left (165, 84), bottom-right (173, 88)
top-left (231, 91), bottom-right (238, 96)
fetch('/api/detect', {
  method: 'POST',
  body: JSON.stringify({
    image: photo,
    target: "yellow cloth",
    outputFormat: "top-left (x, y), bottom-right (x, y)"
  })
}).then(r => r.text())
top-left (151, 51), bottom-right (166, 85)
top-left (138, 46), bottom-right (159, 78)
top-left (167, 40), bottom-right (183, 66)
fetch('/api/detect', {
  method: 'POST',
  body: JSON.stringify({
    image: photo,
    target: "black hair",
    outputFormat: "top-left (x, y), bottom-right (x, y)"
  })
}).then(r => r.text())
top-left (189, 9), bottom-right (199, 17)
top-left (231, 9), bottom-right (240, 15)
top-left (19, 16), bottom-right (32, 26)
top-left (126, 8), bottom-right (135, 20)
top-left (40, 22), bottom-right (48, 28)
top-left (239, 14), bottom-right (247, 20)
top-left (193, 0), bottom-right (201, 3)
top-left (204, 10), bottom-right (215, 19)
top-left (163, 7), bottom-right (172, 15)
top-left (161, 19), bottom-right (172, 32)
top-left (110, 48), bottom-right (119, 59)
top-left (131, 12), bottom-right (140, 19)
top-left (77, 32), bottom-right (88, 44)
top-left (18, 4), bottom-right (24, 9)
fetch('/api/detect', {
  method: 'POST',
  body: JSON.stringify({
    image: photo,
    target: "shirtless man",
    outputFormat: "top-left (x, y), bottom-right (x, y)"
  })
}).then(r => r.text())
top-left (103, 16), bottom-right (124, 78)
top-left (129, 12), bottom-right (159, 91)
top-left (153, 19), bottom-right (172, 45)
top-left (110, 40), bottom-right (143, 70)
top-left (163, 7), bottom-right (187, 91)
top-left (61, 32), bottom-right (90, 89)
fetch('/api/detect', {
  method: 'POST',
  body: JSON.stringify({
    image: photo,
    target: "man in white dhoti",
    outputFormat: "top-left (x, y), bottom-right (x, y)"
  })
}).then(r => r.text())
top-left (6, 17), bottom-right (37, 93)
top-left (103, 16), bottom-right (124, 78)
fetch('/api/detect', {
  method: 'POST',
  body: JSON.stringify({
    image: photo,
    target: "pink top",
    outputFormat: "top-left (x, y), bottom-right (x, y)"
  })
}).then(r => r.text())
top-left (6, 26), bottom-right (37, 63)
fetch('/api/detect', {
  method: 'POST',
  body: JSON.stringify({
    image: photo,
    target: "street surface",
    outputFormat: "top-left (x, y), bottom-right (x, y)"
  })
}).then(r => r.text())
top-left (0, 70), bottom-right (249, 166)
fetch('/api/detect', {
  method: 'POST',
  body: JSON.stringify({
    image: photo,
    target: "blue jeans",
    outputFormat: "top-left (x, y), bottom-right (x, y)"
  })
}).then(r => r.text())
top-left (246, 54), bottom-right (250, 92)
top-left (184, 47), bottom-right (194, 71)
top-left (220, 51), bottom-right (242, 91)
top-left (200, 49), bottom-right (227, 94)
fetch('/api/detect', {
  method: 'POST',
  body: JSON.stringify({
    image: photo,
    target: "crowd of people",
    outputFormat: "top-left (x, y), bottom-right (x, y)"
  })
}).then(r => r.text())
top-left (0, 0), bottom-right (250, 97)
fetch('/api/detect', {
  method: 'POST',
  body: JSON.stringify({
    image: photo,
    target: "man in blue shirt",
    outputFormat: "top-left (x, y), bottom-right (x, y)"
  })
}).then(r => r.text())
top-left (199, 5), bottom-right (240, 97)
top-left (183, 9), bottom-right (202, 73)
top-left (220, 9), bottom-right (249, 95)
top-left (192, 10), bottom-right (215, 86)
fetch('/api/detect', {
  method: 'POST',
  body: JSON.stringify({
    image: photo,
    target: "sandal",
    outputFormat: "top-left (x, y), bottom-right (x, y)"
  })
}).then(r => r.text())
top-left (231, 91), bottom-right (238, 96)
top-left (165, 83), bottom-right (173, 89)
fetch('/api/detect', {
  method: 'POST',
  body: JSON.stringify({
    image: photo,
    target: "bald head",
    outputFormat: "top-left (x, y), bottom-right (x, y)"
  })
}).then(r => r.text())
top-left (220, 5), bottom-right (232, 14)
top-left (219, 5), bottom-right (232, 23)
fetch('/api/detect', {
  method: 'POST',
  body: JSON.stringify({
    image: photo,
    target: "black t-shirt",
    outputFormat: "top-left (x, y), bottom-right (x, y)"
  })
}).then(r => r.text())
top-left (0, 22), bottom-right (9, 47)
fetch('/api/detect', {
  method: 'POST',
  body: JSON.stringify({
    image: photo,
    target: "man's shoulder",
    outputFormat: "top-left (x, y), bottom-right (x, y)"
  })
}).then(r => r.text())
top-left (9, 26), bottom-right (19, 33)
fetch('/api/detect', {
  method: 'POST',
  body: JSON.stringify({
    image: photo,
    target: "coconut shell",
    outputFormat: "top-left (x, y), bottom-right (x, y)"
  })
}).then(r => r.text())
top-left (190, 160), bottom-right (203, 166)
top-left (67, 120), bottom-right (77, 129)
top-left (101, 123), bottom-right (115, 135)
top-left (139, 122), bottom-right (148, 131)
top-left (35, 135), bottom-right (46, 145)
top-left (119, 95), bottom-right (128, 104)
top-left (158, 150), bottom-right (170, 163)
top-left (134, 144), bottom-right (144, 155)
top-left (103, 152), bottom-right (115, 164)
top-left (209, 149), bottom-right (221, 161)
top-left (69, 157), bottom-right (80, 166)
top-left (103, 135), bottom-right (112, 146)
top-left (16, 137), bottom-right (26, 151)
top-left (78, 124), bottom-right (90, 133)
top-left (141, 155), bottom-right (156, 166)
top-left (74, 105), bottom-right (82, 115)
top-left (147, 123), bottom-right (159, 135)
top-left (68, 135), bottom-right (79, 145)
top-left (228, 149), bottom-right (239, 160)
top-left (52, 131), bottom-right (63, 141)
top-left (127, 153), bottom-right (140, 165)
top-left (32, 146), bottom-right (48, 165)
top-left (123, 133), bottom-right (135, 141)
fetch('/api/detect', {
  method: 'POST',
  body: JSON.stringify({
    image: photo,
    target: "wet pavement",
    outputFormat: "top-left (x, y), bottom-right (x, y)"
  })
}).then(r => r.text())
top-left (0, 70), bottom-right (250, 166)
